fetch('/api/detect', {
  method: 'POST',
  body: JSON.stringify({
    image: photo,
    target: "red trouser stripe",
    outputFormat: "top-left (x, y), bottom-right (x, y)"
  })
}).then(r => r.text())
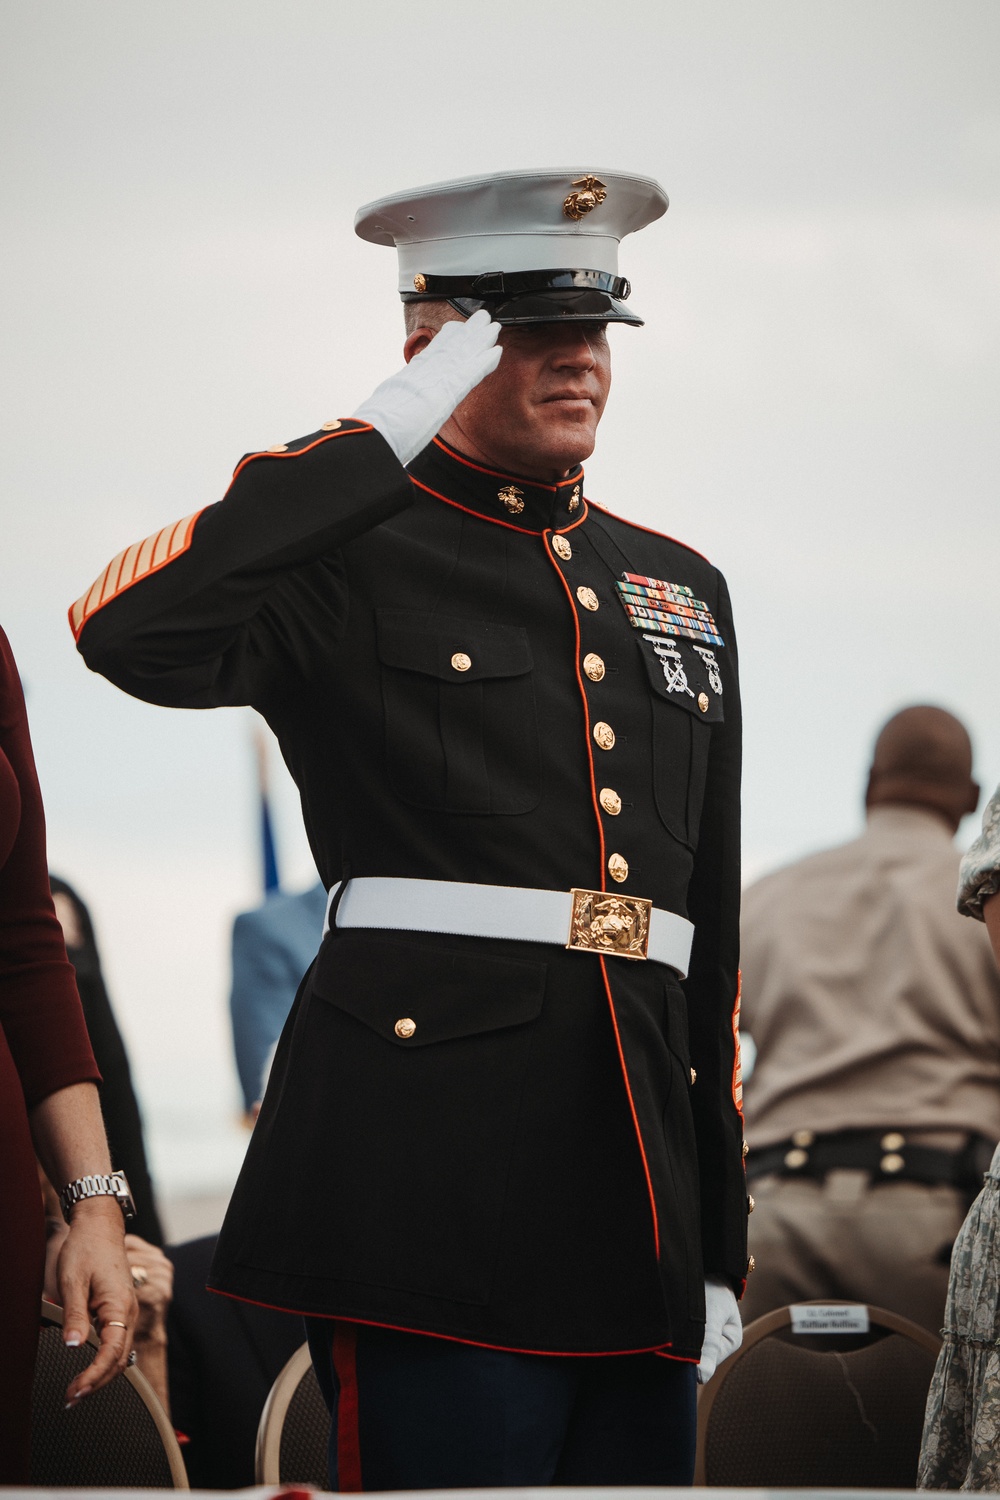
top-left (332, 1320), bottom-right (363, 1492)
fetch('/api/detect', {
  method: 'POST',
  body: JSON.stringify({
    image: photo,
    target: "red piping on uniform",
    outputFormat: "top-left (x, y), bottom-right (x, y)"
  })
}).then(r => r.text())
top-left (543, 536), bottom-right (662, 1263)
top-left (731, 968), bottom-right (744, 1120)
top-left (543, 539), bottom-right (606, 875)
top-left (558, 503), bottom-right (591, 537)
top-left (69, 425), bottom-right (373, 642)
top-left (430, 435), bottom-right (582, 494)
top-left (586, 499), bottom-right (711, 565)
top-left (206, 1287), bottom-right (674, 1356)
top-left (411, 476), bottom-right (591, 538)
top-left (228, 421), bottom-right (373, 485)
top-left (332, 1321), bottom-right (363, 1492)
top-left (599, 955), bottom-right (662, 1260)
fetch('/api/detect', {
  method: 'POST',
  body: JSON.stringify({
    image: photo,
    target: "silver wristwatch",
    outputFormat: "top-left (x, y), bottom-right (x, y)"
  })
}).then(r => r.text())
top-left (59, 1170), bottom-right (136, 1223)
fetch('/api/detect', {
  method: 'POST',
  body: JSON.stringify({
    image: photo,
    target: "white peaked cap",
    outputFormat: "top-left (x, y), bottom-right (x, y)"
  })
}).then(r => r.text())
top-left (354, 168), bottom-right (668, 325)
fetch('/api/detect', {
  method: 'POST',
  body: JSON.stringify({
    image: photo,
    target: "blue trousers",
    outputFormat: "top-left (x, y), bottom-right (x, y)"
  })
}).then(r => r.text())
top-left (305, 1318), bottom-right (697, 1491)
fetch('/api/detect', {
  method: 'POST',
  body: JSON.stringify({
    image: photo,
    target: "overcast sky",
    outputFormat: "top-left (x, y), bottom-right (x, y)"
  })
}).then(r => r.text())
top-left (3, 0), bottom-right (998, 1195)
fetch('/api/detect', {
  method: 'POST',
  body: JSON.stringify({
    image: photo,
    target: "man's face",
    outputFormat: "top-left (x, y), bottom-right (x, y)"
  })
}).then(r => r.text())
top-left (432, 319), bottom-right (612, 482)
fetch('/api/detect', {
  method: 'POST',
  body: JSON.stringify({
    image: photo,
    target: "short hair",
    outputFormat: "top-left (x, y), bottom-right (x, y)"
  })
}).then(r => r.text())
top-left (403, 299), bottom-right (464, 337)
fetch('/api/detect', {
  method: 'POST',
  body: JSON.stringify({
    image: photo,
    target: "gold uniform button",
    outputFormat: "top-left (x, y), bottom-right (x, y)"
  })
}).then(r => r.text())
top-left (881, 1152), bottom-right (905, 1173)
top-left (583, 653), bottom-right (605, 682)
top-left (320, 419), bottom-right (343, 431)
top-left (451, 652), bottom-right (472, 672)
top-left (576, 586), bottom-right (600, 611)
top-left (747, 1254), bottom-right (756, 1274)
top-left (608, 853), bottom-right (629, 883)
top-left (784, 1147), bottom-right (809, 1169)
top-left (881, 1132), bottom-right (905, 1151)
top-left (690, 1067), bottom-right (697, 1086)
top-left (413, 273), bottom-right (428, 292)
top-left (697, 692), bottom-right (709, 712)
top-left (599, 787), bottom-right (622, 816)
top-left (592, 721), bottom-right (616, 751)
top-left (748, 1193), bottom-right (755, 1213)
top-left (552, 535), bottom-right (573, 561)
top-left (742, 1139), bottom-right (750, 1158)
top-left (267, 443), bottom-right (289, 454)
top-left (394, 1018), bottom-right (417, 1039)
top-left (791, 1128), bottom-right (815, 1148)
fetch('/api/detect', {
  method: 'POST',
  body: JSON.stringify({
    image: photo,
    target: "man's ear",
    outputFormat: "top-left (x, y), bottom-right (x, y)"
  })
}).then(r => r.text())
top-left (403, 328), bottom-right (436, 364)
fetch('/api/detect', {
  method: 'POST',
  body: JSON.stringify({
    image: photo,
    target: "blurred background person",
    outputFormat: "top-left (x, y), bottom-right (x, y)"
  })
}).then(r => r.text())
top-left (166, 1230), bottom-right (304, 1486)
top-left (0, 625), bottom-right (135, 1480)
top-left (49, 873), bottom-right (163, 1243)
top-left (919, 783), bottom-right (1000, 1490)
top-left (230, 878), bottom-right (325, 1119)
top-left (740, 706), bottom-right (1000, 1333)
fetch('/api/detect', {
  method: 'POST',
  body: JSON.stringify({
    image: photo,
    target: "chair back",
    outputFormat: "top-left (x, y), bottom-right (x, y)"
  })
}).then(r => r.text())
top-left (31, 1299), bottom-right (188, 1487)
top-left (256, 1340), bottom-right (331, 1486)
top-left (696, 1300), bottom-right (941, 1489)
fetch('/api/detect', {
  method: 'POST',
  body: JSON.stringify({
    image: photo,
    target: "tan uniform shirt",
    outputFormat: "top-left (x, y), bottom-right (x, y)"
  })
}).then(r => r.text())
top-left (741, 805), bottom-right (1000, 1148)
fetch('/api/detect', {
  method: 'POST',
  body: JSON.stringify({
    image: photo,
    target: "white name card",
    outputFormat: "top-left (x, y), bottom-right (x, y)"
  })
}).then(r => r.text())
top-left (789, 1303), bottom-right (870, 1334)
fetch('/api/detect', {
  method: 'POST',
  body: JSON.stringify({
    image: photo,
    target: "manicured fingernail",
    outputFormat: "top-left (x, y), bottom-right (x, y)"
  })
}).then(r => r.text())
top-left (65, 1335), bottom-right (81, 1347)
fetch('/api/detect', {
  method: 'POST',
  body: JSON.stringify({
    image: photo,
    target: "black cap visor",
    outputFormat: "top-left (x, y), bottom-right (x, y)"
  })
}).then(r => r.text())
top-left (402, 268), bottom-right (644, 327)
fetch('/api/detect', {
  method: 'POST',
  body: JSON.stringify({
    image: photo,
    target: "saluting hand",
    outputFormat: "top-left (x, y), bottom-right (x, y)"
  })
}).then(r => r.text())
top-left (353, 308), bottom-right (502, 467)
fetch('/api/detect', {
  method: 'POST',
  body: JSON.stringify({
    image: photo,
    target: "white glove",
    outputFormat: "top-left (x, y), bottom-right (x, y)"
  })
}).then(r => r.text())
top-left (352, 309), bottom-right (503, 467)
top-left (697, 1276), bottom-right (743, 1384)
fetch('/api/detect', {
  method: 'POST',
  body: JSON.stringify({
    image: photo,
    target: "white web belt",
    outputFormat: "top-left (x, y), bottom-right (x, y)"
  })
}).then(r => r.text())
top-left (323, 876), bottom-right (694, 978)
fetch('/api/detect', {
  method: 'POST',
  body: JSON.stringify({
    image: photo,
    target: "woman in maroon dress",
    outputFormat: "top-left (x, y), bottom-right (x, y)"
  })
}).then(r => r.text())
top-left (0, 626), bottom-right (136, 1481)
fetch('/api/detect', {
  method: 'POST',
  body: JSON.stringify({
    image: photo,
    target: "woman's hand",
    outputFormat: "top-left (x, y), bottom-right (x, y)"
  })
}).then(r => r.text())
top-left (124, 1234), bottom-right (174, 1413)
top-left (125, 1234), bottom-right (173, 1343)
top-left (58, 1198), bottom-right (138, 1406)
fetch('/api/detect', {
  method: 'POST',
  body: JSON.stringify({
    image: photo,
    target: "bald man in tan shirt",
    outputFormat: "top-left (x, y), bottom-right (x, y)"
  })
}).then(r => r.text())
top-left (740, 707), bottom-right (1000, 1332)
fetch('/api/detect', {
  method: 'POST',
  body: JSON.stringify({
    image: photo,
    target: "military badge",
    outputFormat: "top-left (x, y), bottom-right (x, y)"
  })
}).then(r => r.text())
top-left (692, 644), bottom-right (723, 695)
top-left (562, 175), bottom-right (608, 221)
top-left (642, 634), bottom-right (694, 699)
top-left (614, 573), bottom-right (724, 647)
top-left (497, 485), bottom-right (525, 515)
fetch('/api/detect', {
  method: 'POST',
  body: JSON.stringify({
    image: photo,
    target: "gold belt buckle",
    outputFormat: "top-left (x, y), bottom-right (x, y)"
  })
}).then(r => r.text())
top-left (567, 887), bottom-right (652, 961)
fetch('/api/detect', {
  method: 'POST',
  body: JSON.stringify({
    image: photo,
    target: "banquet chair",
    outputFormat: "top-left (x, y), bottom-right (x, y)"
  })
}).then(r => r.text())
top-left (696, 1299), bottom-right (941, 1489)
top-left (30, 1298), bottom-right (188, 1486)
top-left (256, 1339), bottom-right (331, 1486)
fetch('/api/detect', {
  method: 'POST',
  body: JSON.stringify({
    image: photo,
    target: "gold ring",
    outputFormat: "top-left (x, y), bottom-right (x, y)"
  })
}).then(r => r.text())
top-left (131, 1266), bottom-right (148, 1288)
top-left (104, 1320), bottom-right (128, 1330)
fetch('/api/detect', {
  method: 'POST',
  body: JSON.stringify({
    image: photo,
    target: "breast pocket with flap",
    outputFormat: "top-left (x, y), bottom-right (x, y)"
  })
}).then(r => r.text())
top-left (376, 609), bottom-right (540, 815)
top-left (639, 633), bottom-right (724, 851)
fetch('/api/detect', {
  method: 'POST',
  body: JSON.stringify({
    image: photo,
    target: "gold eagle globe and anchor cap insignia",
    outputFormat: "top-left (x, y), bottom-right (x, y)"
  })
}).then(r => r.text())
top-left (563, 174), bottom-right (608, 221)
top-left (355, 168), bottom-right (667, 326)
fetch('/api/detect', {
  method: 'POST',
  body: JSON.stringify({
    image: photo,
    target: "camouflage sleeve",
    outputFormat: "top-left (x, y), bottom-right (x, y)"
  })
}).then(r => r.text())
top-left (958, 785), bottom-right (1000, 920)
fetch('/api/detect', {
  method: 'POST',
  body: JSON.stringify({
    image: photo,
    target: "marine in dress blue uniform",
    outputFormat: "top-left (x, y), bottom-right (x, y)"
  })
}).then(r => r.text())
top-left (70, 169), bottom-right (748, 1489)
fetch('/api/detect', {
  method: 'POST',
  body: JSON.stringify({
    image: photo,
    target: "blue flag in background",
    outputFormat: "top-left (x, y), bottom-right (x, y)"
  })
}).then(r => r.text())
top-left (261, 792), bottom-right (280, 894)
top-left (255, 728), bottom-right (281, 895)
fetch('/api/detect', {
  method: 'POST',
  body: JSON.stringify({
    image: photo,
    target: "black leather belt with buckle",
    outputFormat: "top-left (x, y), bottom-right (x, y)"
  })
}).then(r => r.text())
top-left (746, 1128), bottom-right (995, 1196)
